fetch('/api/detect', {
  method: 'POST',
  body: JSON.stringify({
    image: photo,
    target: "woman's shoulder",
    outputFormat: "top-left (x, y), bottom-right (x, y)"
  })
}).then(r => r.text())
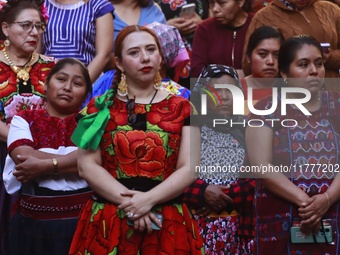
top-left (314, 0), bottom-right (340, 11)
top-left (198, 17), bottom-right (218, 29)
top-left (158, 92), bottom-right (189, 104)
top-left (160, 79), bottom-right (191, 99)
top-left (89, 0), bottom-right (115, 16)
top-left (140, 0), bottom-right (166, 24)
top-left (37, 54), bottom-right (58, 63)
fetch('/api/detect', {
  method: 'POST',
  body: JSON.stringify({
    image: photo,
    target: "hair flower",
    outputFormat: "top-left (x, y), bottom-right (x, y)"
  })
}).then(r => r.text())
top-left (40, 3), bottom-right (49, 23)
top-left (0, 0), bottom-right (7, 12)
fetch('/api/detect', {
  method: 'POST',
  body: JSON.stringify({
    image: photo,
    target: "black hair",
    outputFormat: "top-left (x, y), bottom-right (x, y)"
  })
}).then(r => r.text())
top-left (0, 0), bottom-right (44, 40)
top-left (45, 58), bottom-right (92, 97)
top-left (242, 0), bottom-right (252, 12)
top-left (278, 34), bottom-right (323, 75)
top-left (246, 26), bottom-right (284, 57)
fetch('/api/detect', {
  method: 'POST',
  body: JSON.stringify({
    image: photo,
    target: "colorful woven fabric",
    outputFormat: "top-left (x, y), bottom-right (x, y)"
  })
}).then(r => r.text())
top-left (249, 91), bottom-right (340, 255)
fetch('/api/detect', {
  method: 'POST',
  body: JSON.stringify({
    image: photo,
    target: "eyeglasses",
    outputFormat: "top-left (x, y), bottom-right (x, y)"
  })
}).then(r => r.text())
top-left (126, 98), bottom-right (137, 126)
top-left (10, 21), bottom-right (46, 34)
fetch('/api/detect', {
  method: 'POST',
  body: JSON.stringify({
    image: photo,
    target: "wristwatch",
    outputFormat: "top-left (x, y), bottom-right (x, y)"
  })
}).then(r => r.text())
top-left (52, 158), bottom-right (58, 175)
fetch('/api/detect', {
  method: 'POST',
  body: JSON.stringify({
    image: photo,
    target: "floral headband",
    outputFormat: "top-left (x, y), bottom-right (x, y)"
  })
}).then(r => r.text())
top-left (40, 3), bottom-right (49, 23)
top-left (0, 0), bottom-right (49, 24)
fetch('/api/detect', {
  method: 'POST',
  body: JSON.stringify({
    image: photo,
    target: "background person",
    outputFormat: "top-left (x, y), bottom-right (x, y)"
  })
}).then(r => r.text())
top-left (190, 0), bottom-right (253, 78)
top-left (185, 64), bottom-right (254, 254)
top-left (242, 0), bottom-right (340, 91)
top-left (250, 0), bottom-right (273, 12)
top-left (69, 25), bottom-right (203, 255)
top-left (246, 35), bottom-right (340, 254)
top-left (242, 25), bottom-right (284, 114)
top-left (146, 22), bottom-right (191, 99)
top-left (0, 0), bottom-right (56, 253)
top-left (87, 0), bottom-right (166, 105)
top-left (3, 58), bottom-right (93, 255)
top-left (85, 22), bottom-right (191, 106)
top-left (42, 0), bottom-right (115, 83)
top-left (156, 0), bottom-right (210, 88)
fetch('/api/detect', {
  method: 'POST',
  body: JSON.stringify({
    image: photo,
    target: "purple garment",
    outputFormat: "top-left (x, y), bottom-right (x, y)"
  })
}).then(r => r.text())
top-left (191, 14), bottom-right (253, 77)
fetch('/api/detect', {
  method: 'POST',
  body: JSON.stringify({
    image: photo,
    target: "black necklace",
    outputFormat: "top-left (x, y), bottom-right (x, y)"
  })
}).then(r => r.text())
top-left (126, 89), bottom-right (158, 104)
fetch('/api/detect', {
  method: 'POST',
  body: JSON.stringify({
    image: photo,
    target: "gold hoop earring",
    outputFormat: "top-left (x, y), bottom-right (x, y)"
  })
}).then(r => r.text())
top-left (153, 72), bottom-right (162, 90)
top-left (118, 72), bottom-right (128, 96)
top-left (4, 39), bottom-right (10, 47)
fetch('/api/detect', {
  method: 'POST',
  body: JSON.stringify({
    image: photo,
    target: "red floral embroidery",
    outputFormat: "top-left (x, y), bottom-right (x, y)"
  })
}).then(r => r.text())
top-left (148, 96), bottom-right (190, 133)
top-left (14, 109), bottom-right (77, 149)
top-left (30, 58), bottom-right (55, 94)
top-left (70, 95), bottom-right (204, 255)
top-left (0, 55), bottom-right (56, 122)
top-left (0, 64), bottom-right (18, 95)
top-left (114, 130), bottom-right (166, 178)
top-left (69, 201), bottom-right (120, 255)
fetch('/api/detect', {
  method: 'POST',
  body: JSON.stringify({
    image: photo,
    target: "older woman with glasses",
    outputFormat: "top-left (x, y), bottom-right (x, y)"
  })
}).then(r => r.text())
top-left (0, 0), bottom-right (56, 253)
top-left (69, 25), bottom-right (203, 255)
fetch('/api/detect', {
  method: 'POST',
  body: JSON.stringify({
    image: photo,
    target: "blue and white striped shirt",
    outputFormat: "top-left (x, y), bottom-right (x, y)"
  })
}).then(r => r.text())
top-left (42, 0), bottom-right (115, 66)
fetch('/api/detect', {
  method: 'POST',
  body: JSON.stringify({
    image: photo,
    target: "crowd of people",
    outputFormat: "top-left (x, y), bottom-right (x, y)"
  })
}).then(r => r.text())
top-left (0, 0), bottom-right (339, 254)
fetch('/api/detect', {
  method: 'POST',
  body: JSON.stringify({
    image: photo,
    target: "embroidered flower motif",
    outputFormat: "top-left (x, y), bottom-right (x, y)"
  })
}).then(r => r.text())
top-left (4, 94), bottom-right (45, 120)
top-left (148, 96), bottom-right (190, 133)
top-left (114, 130), bottom-right (166, 178)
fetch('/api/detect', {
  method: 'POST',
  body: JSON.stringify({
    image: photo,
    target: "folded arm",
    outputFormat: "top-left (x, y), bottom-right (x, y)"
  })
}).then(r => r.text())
top-left (246, 125), bottom-right (310, 207)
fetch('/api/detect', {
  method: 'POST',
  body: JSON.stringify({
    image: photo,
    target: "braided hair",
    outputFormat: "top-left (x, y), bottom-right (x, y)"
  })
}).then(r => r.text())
top-left (0, 0), bottom-right (45, 40)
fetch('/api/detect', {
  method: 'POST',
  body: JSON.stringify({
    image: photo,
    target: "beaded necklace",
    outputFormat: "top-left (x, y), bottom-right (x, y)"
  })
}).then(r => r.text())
top-left (2, 47), bottom-right (35, 85)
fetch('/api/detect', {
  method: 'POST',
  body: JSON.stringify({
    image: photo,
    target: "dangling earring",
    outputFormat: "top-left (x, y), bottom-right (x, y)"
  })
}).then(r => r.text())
top-left (118, 73), bottom-right (128, 96)
top-left (153, 72), bottom-right (162, 90)
top-left (283, 78), bottom-right (288, 85)
top-left (4, 38), bottom-right (10, 47)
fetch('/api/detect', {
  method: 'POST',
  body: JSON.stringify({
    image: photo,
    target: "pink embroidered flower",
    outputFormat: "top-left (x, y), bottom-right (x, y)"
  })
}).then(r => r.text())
top-left (4, 94), bottom-right (46, 120)
top-left (40, 3), bottom-right (49, 23)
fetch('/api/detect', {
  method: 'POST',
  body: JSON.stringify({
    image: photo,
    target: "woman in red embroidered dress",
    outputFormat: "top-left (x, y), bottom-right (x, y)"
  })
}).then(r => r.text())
top-left (0, 1), bottom-right (56, 253)
top-left (69, 25), bottom-right (204, 255)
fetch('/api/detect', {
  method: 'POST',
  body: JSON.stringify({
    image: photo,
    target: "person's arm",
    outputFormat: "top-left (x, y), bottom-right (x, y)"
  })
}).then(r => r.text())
top-left (183, 179), bottom-right (209, 209)
top-left (298, 173), bottom-right (340, 234)
top-left (223, 178), bottom-right (256, 207)
top-left (10, 148), bottom-right (78, 183)
top-left (324, 175), bottom-right (340, 210)
top-left (190, 23), bottom-right (209, 77)
top-left (77, 147), bottom-right (130, 205)
top-left (0, 121), bottom-right (9, 142)
top-left (118, 125), bottom-right (200, 217)
top-left (7, 115), bottom-right (78, 182)
top-left (87, 13), bottom-right (114, 83)
top-left (246, 125), bottom-right (310, 207)
top-left (167, 17), bottom-right (196, 36)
